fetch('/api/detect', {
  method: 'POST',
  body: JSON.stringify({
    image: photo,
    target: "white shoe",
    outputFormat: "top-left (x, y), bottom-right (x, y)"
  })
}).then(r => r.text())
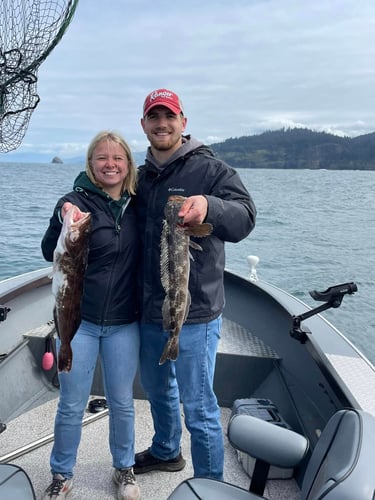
top-left (112, 467), bottom-right (141, 500)
top-left (42, 474), bottom-right (73, 499)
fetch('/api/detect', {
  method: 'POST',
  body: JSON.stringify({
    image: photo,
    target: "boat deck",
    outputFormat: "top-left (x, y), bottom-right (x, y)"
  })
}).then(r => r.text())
top-left (1, 269), bottom-right (375, 498)
top-left (0, 316), bottom-right (301, 499)
top-left (1, 398), bottom-right (301, 500)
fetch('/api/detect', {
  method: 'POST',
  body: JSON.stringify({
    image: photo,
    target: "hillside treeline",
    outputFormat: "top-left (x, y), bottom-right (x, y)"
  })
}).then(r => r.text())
top-left (210, 128), bottom-right (375, 170)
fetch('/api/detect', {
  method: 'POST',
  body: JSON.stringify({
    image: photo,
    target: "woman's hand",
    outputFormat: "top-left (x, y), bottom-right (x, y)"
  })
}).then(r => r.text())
top-left (61, 202), bottom-right (73, 219)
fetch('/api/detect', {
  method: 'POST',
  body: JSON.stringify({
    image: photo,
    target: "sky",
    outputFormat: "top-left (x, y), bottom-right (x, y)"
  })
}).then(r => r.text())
top-left (2, 0), bottom-right (375, 160)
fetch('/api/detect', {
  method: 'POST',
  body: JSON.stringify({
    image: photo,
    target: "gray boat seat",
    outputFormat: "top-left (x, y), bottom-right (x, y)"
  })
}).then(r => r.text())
top-left (0, 463), bottom-right (36, 499)
top-left (168, 408), bottom-right (375, 500)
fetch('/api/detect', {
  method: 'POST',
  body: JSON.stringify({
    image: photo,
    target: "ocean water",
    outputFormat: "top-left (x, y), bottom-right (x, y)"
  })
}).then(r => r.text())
top-left (1, 162), bottom-right (374, 364)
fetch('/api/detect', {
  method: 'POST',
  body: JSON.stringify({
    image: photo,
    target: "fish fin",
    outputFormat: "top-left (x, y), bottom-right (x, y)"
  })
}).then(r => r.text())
top-left (183, 292), bottom-right (191, 322)
top-left (187, 222), bottom-right (212, 253)
top-left (160, 219), bottom-right (170, 292)
top-left (159, 337), bottom-right (179, 365)
top-left (162, 298), bottom-right (172, 330)
top-left (58, 343), bottom-right (73, 372)
top-left (189, 241), bottom-right (203, 252)
top-left (184, 223), bottom-right (213, 238)
top-left (53, 307), bottom-right (60, 338)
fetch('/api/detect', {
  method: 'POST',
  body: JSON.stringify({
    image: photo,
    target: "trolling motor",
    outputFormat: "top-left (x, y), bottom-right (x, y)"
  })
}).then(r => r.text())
top-left (290, 282), bottom-right (358, 343)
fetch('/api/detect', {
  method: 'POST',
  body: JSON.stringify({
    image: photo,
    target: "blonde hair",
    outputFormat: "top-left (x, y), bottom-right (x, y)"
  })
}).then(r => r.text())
top-left (86, 131), bottom-right (137, 195)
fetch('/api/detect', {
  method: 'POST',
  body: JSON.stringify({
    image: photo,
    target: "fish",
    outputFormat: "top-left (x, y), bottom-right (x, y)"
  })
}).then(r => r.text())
top-left (51, 204), bottom-right (91, 372)
top-left (159, 195), bottom-right (213, 364)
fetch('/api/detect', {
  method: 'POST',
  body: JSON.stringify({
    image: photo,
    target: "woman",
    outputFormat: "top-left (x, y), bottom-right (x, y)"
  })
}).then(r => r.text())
top-left (41, 131), bottom-right (140, 500)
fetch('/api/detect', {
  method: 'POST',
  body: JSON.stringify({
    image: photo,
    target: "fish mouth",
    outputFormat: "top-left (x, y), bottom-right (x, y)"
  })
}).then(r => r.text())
top-left (168, 195), bottom-right (185, 202)
top-left (70, 206), bottom-right (91, 224)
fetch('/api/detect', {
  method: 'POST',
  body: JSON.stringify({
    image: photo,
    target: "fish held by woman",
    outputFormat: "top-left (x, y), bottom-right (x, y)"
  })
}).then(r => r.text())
top-left (159, 195), bottom-right (212, 364)
top-left (52, 204), bottom-right (91, 372)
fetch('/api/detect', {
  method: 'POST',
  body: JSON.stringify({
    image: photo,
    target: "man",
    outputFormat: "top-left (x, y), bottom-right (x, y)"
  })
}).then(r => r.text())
top-left (134, 88), bottom-right (256, 480)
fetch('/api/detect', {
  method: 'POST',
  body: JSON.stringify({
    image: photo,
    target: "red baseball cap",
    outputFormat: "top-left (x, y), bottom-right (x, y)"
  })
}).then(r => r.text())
top-left (143, 88), bottom-right (184, 117)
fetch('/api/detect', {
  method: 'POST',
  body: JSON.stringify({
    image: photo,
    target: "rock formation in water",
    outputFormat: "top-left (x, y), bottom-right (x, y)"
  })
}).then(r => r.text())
top-left (52, 156), bottom-right (63, 164)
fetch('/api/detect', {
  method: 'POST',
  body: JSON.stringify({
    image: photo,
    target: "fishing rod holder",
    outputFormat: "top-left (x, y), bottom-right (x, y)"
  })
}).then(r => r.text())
top-left (0, 306), bottom-right (11, 322)
top-left (290, 282), bottom-right (357, 343)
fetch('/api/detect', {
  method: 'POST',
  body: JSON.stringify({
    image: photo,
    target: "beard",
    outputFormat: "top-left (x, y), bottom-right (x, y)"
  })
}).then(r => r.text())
top-left (148, 133), bottom-right (181, 152)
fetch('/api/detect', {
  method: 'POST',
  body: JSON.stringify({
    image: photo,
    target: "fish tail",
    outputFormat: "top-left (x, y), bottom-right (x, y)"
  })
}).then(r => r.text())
top-left (159, 337), bottom-right (179, 365)
top-left (58, 344), bottom-right (73, 372)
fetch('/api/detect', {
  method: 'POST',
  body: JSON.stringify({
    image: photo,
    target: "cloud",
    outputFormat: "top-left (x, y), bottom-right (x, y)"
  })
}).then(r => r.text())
top-left (2, 0), bottom-right (375, 157)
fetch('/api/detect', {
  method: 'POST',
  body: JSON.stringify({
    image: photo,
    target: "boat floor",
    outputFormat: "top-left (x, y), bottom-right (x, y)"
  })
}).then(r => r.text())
top-left (1, 398), bottom-right (301, 499)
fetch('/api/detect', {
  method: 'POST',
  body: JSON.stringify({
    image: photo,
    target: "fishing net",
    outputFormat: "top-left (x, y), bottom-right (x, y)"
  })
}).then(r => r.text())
top-left (0, 0), bottom-right (79, 153)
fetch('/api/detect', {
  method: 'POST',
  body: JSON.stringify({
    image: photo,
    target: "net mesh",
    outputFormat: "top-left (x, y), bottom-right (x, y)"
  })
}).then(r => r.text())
top-left (0, 0), bottom-right (78, 152)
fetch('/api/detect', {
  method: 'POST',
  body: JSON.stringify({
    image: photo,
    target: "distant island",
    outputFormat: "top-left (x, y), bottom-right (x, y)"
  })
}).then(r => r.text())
top-left (210, 128), bottom-right (375, 170)
top-left (51, 156), bottom-right (63, 164)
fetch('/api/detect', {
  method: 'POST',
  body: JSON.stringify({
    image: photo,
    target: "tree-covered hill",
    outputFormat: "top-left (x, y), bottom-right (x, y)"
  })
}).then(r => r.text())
top-left (210, 128), bottom-right (375, 169)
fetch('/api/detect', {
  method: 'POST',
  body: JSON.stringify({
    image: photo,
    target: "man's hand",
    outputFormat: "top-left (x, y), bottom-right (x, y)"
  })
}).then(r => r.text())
top-left (178, 195), bottom-right (208, 226)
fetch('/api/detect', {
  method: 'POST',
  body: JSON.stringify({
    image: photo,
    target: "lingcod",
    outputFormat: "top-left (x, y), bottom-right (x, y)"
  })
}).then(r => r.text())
top-left (52, 204), bottom-right (91, 372)
top-left (159, 195), bottom-right (212, 364)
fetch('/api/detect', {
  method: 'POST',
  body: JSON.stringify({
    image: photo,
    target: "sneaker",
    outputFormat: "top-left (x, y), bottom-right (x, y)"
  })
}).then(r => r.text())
top-left (112, 467), bottom-right (140, 500)
top-left (133, 448), bottom-right (186, 474)
top-left (42, 474), bottom-right (73, 499)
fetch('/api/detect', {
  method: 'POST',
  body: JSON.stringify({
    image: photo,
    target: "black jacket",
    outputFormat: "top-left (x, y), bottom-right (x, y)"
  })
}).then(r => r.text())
top-left (41, 172), bottom-right (139, 326)
top-left (136, 136), bottom-right (256, 324)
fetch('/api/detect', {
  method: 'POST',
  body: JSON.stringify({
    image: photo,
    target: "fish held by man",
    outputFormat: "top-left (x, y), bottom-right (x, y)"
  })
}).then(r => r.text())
top-left (52, 204), bottom-right (91, 372)
top-left (159, 195), bottom-right (212, 364)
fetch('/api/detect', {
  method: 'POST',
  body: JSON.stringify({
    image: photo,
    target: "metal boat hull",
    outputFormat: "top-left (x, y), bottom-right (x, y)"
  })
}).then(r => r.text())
top-left (1, 266), bottom-right (374, 494)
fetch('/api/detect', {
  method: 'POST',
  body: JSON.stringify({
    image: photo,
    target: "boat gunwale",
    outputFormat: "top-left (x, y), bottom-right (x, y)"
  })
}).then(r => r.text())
top-left (0, 268), bottom-right (52, 305)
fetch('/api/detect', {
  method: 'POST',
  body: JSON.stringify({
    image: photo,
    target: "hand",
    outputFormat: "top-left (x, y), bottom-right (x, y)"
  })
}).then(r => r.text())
top-left (178, 195), bottom-right (208, 226)
top-left (61, 203), bottom-right (87, 222)
top-left (61, 202), bottom-right (73, 219)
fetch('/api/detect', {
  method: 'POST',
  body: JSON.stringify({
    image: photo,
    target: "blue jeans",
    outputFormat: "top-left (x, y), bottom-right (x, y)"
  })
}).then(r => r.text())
top-left (139, 316), bottom-right (224, 480)
top-left (50, 320), bottom-right (140, 478)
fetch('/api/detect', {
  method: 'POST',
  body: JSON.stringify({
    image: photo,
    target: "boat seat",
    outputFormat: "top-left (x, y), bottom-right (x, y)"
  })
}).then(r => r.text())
top-left (168, 408), bottom-right (375, 500)
top-left (0, 464), bottom-right (36, 499)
